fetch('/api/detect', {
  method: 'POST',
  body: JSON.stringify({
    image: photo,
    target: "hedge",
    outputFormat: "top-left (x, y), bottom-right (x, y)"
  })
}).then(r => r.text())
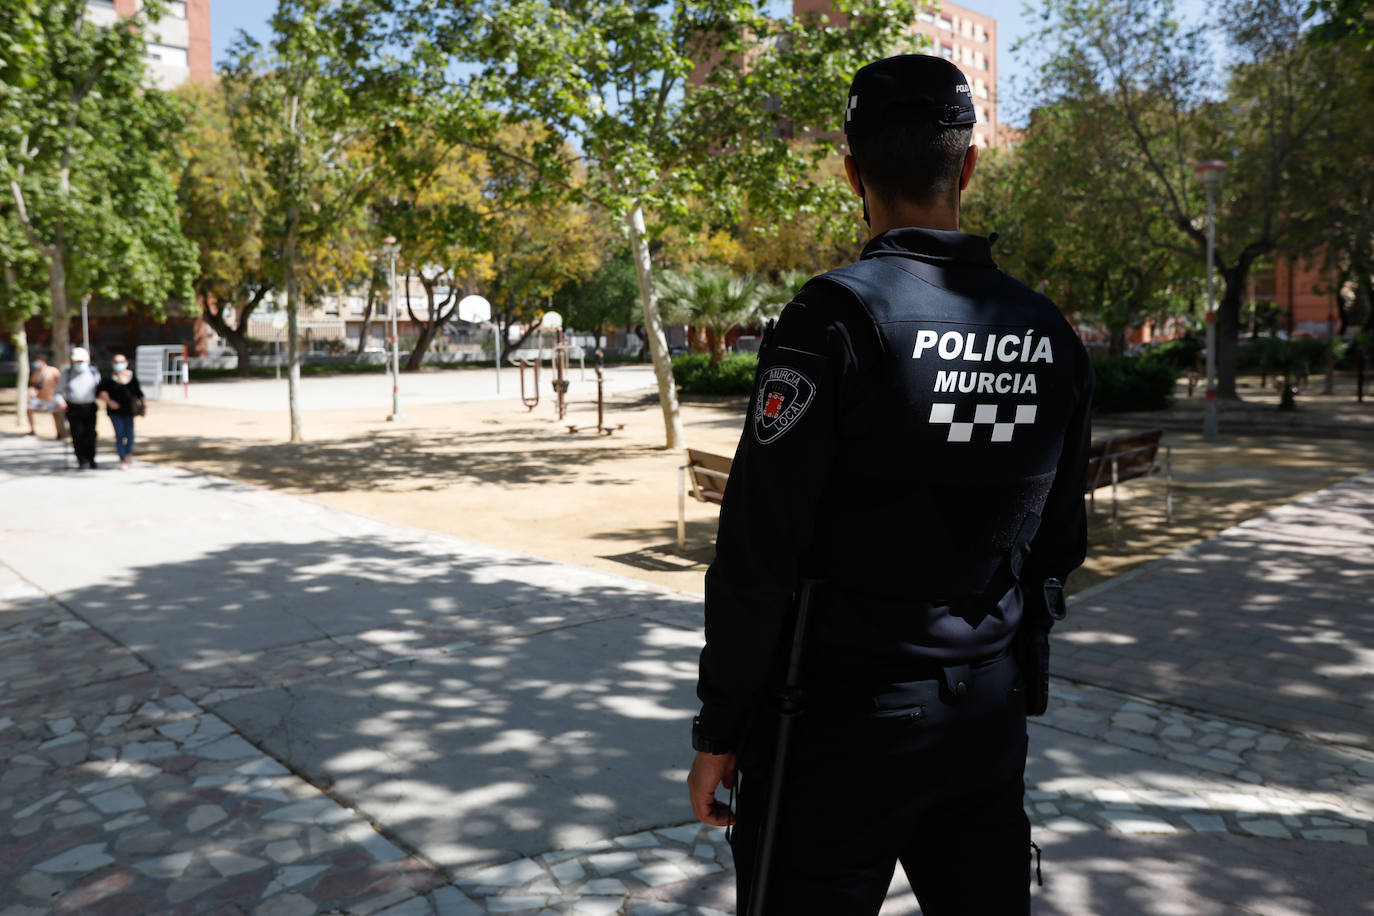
top-left (671, 352), bottom-right (759, 395)
top-left (1138, 337), bottom-right (1202, 370)
top-left (1091, 355), bottom-right (1179, 413)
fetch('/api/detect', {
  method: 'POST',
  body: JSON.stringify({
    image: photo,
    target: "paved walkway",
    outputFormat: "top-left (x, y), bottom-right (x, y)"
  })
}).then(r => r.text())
top-left (2, 433), bottom-right (1372, 915)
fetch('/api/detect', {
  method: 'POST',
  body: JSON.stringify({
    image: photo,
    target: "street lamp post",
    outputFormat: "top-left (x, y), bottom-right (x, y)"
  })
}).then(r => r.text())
top-left (1194, 160), bottom-right (1227, 441)
top-left (382, 236), bottom-right (405, 421)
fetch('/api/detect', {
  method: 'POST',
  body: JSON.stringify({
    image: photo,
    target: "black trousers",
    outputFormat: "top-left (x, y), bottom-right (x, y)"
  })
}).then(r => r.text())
top-left (66, 403), bottom-right (98, 466)
top-left (731, 651), bottom-right (1030, 916)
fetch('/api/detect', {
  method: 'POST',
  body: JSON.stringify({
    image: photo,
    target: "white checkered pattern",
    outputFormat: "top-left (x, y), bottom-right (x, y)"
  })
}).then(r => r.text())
top-left (929, 403), bottom-right (1037, 443)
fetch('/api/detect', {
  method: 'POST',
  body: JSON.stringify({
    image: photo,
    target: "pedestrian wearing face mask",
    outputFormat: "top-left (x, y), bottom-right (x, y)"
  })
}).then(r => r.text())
top-left (96, 352), bottom-right (145, 470)
top-left (61, 347), bottom-right (102, 469)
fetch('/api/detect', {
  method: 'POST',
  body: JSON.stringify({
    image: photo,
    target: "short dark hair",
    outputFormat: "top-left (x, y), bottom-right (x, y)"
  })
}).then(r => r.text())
top-left (847, 122), bottom-right (973, 208)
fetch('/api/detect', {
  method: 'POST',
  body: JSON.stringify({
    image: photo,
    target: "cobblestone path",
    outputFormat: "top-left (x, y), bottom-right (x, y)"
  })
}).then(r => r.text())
top-left (2, 436), bottom-right (1371, 914)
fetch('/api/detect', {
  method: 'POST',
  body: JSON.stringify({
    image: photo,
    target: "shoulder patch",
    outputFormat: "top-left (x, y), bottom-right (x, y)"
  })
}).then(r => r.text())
top-left (752, 365), bottom-right (817, 445)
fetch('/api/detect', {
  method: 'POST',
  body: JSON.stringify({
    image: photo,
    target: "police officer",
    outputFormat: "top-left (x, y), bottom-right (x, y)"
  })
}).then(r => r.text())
top-left (686, 55), bottom-right (1093, 914)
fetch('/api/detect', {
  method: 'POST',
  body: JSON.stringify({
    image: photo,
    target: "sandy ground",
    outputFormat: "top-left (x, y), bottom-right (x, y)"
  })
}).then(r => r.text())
top-left (7, 380), bottom-right (1372, 598)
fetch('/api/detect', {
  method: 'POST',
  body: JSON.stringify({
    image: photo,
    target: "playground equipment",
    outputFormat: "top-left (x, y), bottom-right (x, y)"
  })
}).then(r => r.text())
top-left (511, 315), bottom-right (622, 433)
top-left (513, 316), bottom-right (577, 418)
top-left (517, 355), bottom-right (540, 410)
top-left (550, 325), bottom-right (571, 421)
top-left (567, 348), bottom-right (624, 436)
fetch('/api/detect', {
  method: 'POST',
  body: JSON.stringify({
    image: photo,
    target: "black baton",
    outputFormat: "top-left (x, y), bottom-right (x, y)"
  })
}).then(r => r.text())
top-left (747, 578), bottom-right (820, 916)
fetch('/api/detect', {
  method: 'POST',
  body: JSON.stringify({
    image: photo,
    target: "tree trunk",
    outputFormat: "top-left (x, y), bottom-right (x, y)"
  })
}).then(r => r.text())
top-left (710, 328), bottom-right (728, 365)
top-left (200, 294), bottom-right (255, 377)
top-left (405, 323), bottom-right (440, 371)
top-left (1359, 272), bottom-right (1374, 335)
top-left (13, 325), bottom-right (28, 429)
top-left (1108, 325), bottom-right (1127, 358)
top-left (404, 277), bottom-right (451, 372)
top-left (354, 277), bottom-right (379, 356)
top-left (48, 233), bottom-right (71, 368)
top-left (693, 324), bottom-right (709, 354)
top-left (1216, 266), bottom-right (1247, 401)
top-left (233, 335), bottom-right (252, 377)
top-left (285, 209), bottom-right (304, 442)
top-left (626, 204), bottom-right (684, 448)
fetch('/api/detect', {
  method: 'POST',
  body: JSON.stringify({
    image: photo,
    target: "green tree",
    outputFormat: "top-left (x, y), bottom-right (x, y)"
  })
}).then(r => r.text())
top-left (1, 0), bottom-right (196, 369)
top-left (2, 203), bottom-right (47, 425)
top-left (553, 250), bottom-right (641, 349)
top-left (436, 0), bottom-right (917, 447)
top-left (1025, 0), bottom-right (1336, 398)
top-left (175, 82), bottom-right (273, 376)
top-left (1299, 33), bottom-right (1374, 336)
top-left (659, 266), bottom-right (775, 364)
top-left (221, 0), bottom-right (414, 441)
top-left (965, 110), bottom-right (1194, 355)
top-left (1304, 0), bottom-right (1374, 47)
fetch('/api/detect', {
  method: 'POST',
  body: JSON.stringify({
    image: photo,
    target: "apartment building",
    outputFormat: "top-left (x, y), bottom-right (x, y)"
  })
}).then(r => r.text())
top-left (795, 0), bottom-right (1001, 147)
top-left (85, 0), bottom-right (213, 89)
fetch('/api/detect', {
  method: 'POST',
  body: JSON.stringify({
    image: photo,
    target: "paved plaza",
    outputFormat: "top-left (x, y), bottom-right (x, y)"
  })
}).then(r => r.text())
top-left (173, 365), bottom-right (659, 412)
top-left (1, 432), bottom-right (1372, 914)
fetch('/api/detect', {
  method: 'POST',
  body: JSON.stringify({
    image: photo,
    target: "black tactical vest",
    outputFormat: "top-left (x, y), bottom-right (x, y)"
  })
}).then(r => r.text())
top-left (809, 252), bottom-right (1084, 610)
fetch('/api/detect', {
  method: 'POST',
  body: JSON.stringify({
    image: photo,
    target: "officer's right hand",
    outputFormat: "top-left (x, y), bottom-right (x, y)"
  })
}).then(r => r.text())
top-left (687, 750), bottom-right (737, 827)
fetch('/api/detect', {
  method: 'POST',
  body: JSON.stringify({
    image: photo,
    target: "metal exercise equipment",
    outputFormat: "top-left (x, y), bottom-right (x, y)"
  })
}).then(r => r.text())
top-left (517, 356), bottom-right (540, 411)
top-left (567, 349), bottom-right (624, 436)
top-left (551, 328), bottom-right (571, 421)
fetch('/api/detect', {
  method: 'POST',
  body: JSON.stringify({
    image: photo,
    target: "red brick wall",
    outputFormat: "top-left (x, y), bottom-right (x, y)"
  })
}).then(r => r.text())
top-left (187, 0), bottom-right (213, 85)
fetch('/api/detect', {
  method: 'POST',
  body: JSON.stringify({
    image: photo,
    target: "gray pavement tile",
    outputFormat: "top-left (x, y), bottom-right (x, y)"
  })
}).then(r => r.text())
top-left (3, 433), bottom-right (1373, 915)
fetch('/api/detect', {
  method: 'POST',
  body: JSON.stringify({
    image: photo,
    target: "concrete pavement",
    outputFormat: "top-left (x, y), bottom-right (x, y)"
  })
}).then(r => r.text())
top-left (1, 432), bottom-right (1372, 915)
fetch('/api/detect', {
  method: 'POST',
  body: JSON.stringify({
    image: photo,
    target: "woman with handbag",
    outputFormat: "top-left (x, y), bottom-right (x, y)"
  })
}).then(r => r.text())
top-left (96, 353), bottom-right (146, 470)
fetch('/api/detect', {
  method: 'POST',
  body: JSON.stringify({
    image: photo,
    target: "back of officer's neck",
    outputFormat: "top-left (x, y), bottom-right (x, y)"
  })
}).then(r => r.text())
top-left (867, 196), bottom-right (960, 237)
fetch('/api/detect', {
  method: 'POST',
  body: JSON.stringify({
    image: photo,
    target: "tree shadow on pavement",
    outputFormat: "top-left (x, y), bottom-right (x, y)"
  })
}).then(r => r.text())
top-left (36, 530), bottom-right (1372, 887)
top-left (41, 534), bottom-right (705, 876)
top-left (1061, 472), bottom-right (1374, 752)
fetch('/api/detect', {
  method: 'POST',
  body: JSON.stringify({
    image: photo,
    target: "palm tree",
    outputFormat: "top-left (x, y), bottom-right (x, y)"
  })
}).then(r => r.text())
top-left (659, 266), bottom-right (773, 364)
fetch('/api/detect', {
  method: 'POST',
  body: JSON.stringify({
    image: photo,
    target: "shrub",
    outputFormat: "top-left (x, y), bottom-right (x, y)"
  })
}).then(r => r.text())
top-left (1138, 337), bottom-right (1202, 370)
top-left (1091, 355), bottom-right (1178, 413)
top-left (1236, 335), bottom-right (1353, 380)
top-left (1236, 336), bottom-right (1291, 373)
top-left (672, 352), bottom-right (759, 395)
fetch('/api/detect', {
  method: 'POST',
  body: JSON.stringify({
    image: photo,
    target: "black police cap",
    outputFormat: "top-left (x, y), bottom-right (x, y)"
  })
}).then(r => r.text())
top-left (843, 54), bottom-right (977, 137)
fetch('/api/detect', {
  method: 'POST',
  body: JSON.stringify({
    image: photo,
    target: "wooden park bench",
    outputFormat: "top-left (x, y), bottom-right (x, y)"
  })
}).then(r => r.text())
top-left (678, 448), bottom-right (732, 551)
top-left (1086, 429), bottom-right (1172, 538)
top-left (674, 433), bottom-right (1171, 551)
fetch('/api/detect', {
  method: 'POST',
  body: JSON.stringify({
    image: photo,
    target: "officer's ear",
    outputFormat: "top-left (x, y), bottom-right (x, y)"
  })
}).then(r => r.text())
top-left (843, 154), bottom-right (865, 198)
top-left (959, 144), bottom-right (978, 192)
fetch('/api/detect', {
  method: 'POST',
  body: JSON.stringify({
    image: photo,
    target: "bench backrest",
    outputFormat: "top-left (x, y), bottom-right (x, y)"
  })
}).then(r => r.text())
top-left (1086, 430), bottom-right (1163, 489)
top-left (686, 448), bottom-right (733, 504)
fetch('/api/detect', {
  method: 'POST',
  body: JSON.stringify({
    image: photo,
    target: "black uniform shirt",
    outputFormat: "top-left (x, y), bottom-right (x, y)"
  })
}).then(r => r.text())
top-left (695, 227), bottom-right (1094, 752)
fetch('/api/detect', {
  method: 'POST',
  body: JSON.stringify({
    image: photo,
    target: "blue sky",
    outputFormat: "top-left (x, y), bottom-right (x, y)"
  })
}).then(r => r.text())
top-left (211, 1), bottom-right (1205, 127)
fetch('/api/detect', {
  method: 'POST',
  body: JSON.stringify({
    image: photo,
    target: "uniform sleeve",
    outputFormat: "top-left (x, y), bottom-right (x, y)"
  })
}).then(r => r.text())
top-left (1021, 339), bottom-right (1095, 618)
top-left (694, 290), bottom-right (858, 751)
